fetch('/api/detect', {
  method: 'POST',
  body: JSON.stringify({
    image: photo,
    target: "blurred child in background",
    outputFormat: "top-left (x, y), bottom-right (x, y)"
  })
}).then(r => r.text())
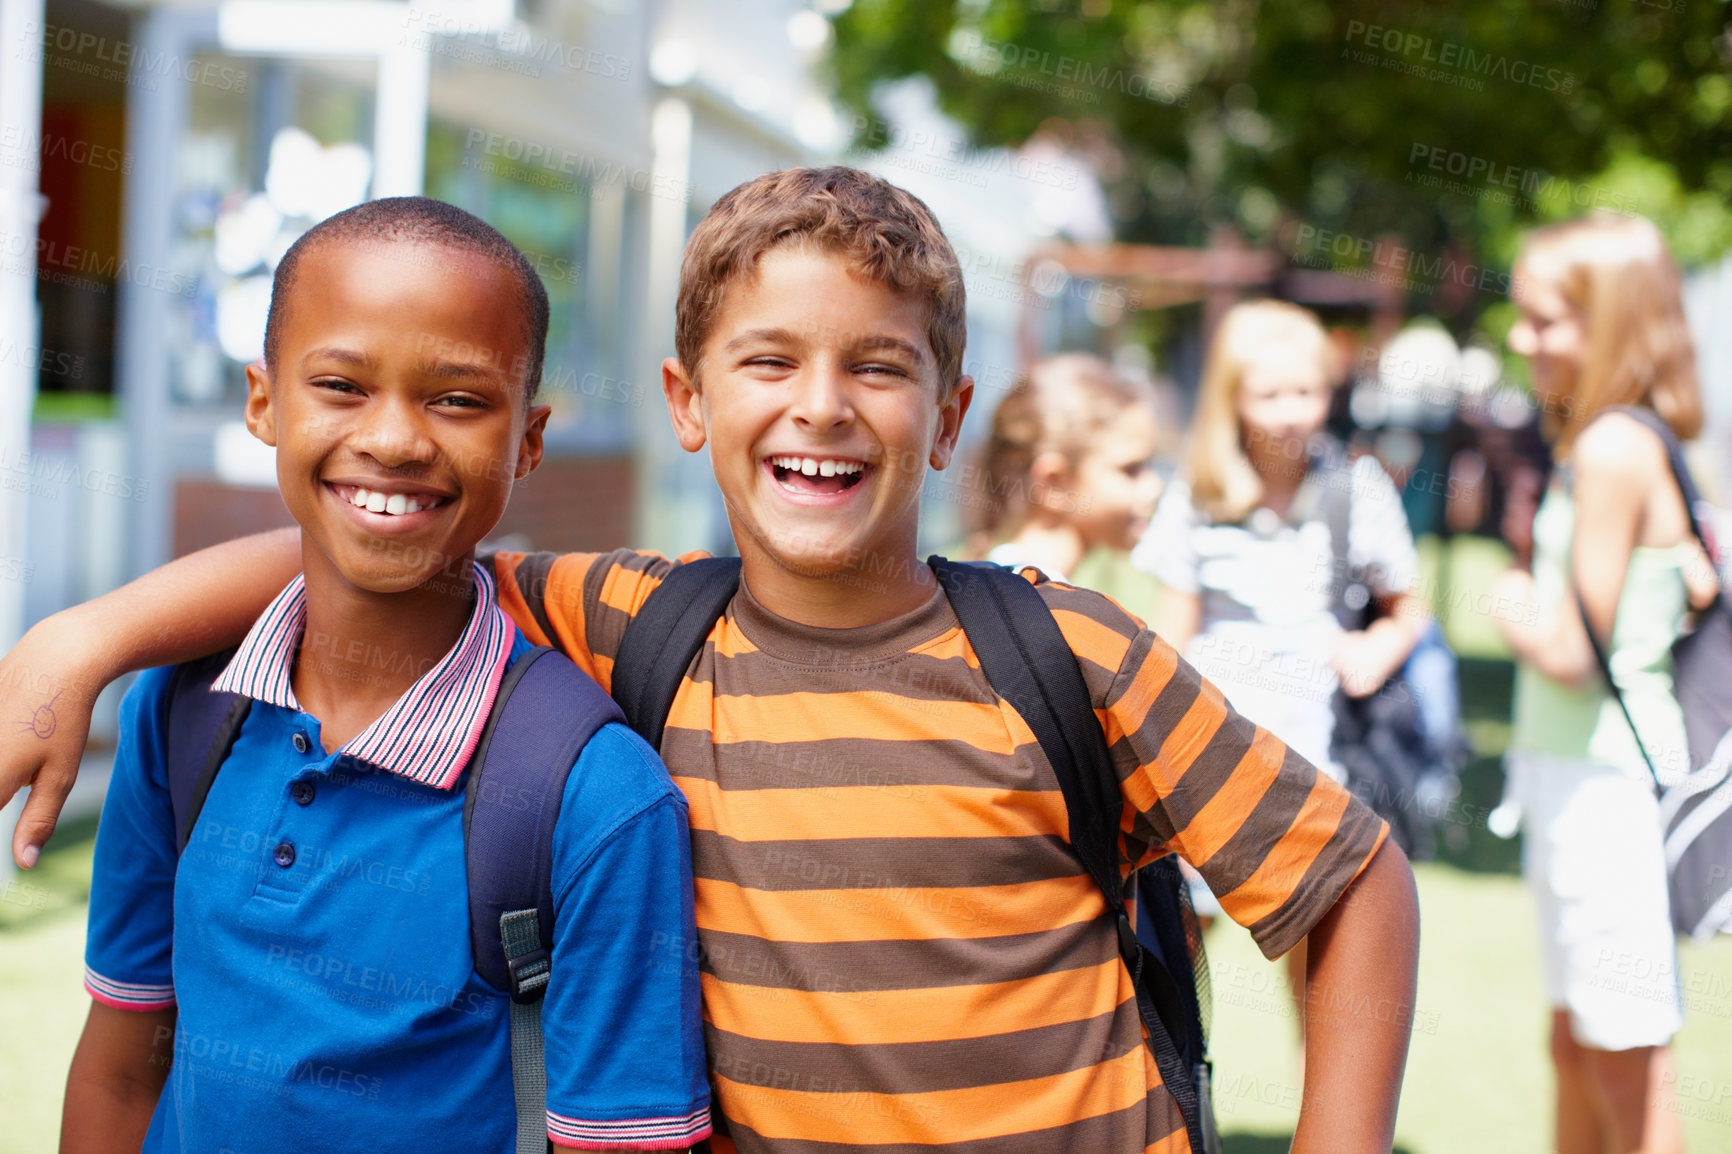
top-left (975, 353), bottom-right (1164, 615)
top-left (1133, 300), bottom-right (1431, 995)
top-left (1494, 214), bottom-right (1717, 1154)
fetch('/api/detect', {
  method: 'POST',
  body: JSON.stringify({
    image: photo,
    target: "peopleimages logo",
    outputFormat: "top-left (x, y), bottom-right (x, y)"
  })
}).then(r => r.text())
top-left (1292, 224), bottom-right (1513, 297)
top-left (1342, 21), bottom-right (1576, 93)
top-left (1406, 143), bottom-right (1638, 214)
top-left (19, 21), bottom-right (249, 93)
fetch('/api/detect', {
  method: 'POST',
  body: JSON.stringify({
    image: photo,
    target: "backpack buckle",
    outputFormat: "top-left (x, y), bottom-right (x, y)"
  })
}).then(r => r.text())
top-left (506, 947), bottom-right (551, 1003)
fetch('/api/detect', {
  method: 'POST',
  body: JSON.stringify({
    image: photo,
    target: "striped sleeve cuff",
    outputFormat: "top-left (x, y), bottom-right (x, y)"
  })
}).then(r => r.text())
top-left (547, 1106), bottom-right (712, 1150)
top-left (84, 964), bottom-right (176, 1011)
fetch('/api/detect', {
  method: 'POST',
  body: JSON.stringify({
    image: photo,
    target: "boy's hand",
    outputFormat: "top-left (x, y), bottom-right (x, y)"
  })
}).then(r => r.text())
top-left (0, 527), bottom-right (303, 868)
top-left (2, 614), bottom-right (102, 868)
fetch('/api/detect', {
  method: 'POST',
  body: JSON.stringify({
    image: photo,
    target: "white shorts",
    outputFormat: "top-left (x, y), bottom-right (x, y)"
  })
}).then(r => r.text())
top-left (1511, 751), bottom-right (1682, 1050)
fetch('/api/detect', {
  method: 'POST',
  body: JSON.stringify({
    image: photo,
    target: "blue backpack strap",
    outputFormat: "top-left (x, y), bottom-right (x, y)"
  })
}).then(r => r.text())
top-left (464, 645), bottom-right (626, 993)
top-left (611, 557), bottom-right (741, 750)
top-left (463, 645), bottom-right (626, 1154)
top-left (163, 649), bottom-right (251, 854)
top-left (928, 557), bottom-right (1215, 1154)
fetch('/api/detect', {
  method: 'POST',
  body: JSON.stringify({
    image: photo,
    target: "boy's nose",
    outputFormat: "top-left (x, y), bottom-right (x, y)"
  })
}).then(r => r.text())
top-left (789, 363), bottom-right (854, 432)
top-left (350, 397), bottom-right (437, 468)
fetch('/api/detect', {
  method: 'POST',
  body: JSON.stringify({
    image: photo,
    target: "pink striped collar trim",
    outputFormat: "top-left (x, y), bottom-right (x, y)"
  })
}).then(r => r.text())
top-left (212, 563), bottom-right (513, 791)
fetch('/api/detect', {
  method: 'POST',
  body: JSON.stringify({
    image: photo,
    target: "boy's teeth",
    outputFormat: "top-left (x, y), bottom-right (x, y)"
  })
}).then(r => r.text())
top-left (771, 456), bottom-right (864, 475)
top-left (342, 485), bottom-right (432, 515)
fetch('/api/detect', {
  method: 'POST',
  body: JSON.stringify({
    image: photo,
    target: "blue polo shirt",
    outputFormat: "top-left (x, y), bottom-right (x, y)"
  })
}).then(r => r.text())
top-left (84, 564), bottom-right (711, 1151)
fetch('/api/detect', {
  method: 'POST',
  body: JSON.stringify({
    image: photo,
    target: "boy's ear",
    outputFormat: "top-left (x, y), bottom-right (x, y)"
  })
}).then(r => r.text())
top-left (514, 404), bottom-right (552, 481)
top-left (243, 360), bottom-right (278, 446)
top-left (662, 357), bottom-right (707, 453)
top-left (928, 375), bottom-right (975, 471)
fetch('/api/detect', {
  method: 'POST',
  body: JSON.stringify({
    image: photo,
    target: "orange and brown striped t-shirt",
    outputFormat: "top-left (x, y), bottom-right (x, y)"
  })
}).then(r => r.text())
top-left (492, 548), bottom-right (1389, 1154)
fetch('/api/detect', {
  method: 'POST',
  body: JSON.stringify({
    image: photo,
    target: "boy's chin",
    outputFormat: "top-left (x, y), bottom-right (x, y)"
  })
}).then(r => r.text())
top-left (751, 529), bottom-right (878, 580)
top-left (331, 559), bottom-right (475, 598)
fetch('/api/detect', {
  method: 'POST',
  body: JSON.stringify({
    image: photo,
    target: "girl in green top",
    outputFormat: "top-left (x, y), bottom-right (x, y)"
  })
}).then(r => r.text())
top-left (1494, 214), bottom-right (1719, 1154)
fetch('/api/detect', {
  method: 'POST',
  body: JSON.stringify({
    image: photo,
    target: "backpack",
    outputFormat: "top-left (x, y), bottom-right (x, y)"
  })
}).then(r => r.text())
top-left (164, 644), bottom-right (621, 1154)
top-left (1310, 442), bottom-right (1473, 860)
top-left (1569, 406), bottom-right (1732, 942)
top-left (610, 556), bottom-right (1222, 1154)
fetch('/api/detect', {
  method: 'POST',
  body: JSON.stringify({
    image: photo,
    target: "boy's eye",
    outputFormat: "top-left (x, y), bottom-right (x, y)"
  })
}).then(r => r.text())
top-left (434, 394), bottom-right (489, 410)
top-left (310, 377), bottom-right (364, 396)
top-left (855, 362), bottom-right (909, 378)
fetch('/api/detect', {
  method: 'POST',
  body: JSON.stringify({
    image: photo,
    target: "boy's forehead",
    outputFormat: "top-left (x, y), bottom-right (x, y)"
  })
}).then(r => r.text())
top-left (710, 247), bottom-right (935, 361)
top-left (277, 240), bottom-right (533, 386)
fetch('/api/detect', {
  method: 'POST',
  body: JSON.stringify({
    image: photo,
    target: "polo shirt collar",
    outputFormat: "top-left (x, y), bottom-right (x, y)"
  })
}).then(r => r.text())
top-left (212, 561), bottom-right (513, 791)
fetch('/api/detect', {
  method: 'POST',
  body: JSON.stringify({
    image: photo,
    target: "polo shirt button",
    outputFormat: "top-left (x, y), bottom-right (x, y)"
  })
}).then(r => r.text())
top-left (273, 842), bottom-right (296, 868)
top-left (292, 732), bottom-right (310, 754)
top-left (291, 781), bottom-right (315, 806)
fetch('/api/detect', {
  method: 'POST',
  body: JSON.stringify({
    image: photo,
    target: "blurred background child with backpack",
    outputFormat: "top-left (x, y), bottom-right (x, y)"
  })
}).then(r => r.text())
top-left (1492, 213), bottom-right (1720, 1154)
top-left (1131, 299), bottom-right (1435, 1003)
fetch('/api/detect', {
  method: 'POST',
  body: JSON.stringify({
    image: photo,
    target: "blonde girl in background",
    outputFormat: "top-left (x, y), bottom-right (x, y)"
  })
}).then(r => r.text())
top-left (1132, 300), bottom-right (1432, 999)
top-left (1494, 214), bottom-right (1717, 1154)
top-left (975, 353), bottom-right (1165, 611)
top-left (1136, 300), bottom-right (1431, 781)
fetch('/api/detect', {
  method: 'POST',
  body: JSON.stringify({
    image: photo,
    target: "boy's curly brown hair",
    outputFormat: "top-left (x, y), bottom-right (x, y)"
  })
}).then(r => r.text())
top-left (675, 167), bottom-right (967, 394)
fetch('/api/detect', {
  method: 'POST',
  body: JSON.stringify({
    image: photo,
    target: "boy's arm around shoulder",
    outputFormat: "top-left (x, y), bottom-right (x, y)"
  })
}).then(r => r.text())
top-left (540, 722), bottom-right (712, 1151)
top-left (487, 548), bottom-right (696, 693)
top-left (3, 527), bottom-right (301, 867)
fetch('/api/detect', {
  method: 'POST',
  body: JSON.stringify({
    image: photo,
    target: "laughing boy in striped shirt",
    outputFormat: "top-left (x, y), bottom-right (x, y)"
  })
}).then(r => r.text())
top-left (13, 170), bottom-right (1415, 1153)
top-left (56, 199), bottom-right (710, 1153)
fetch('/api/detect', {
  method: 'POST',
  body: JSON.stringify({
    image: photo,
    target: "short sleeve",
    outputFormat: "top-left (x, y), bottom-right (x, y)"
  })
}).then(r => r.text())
top-left (492, 549), bottom-right (703, 695)
top-left (1132, 480), bottom-right (1202, 594)
top-left (1346, 456), bottom-right (1417, 598)
top-left (541, 723), bottom-right (711, 1150)
top-left (84, 667), bottom-right (181, 1011)
top-left (1034, 580), bottom-right (1389, 960)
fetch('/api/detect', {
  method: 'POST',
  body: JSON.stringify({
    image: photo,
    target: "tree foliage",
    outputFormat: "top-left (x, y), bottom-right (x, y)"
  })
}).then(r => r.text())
top-left (829, 0), bottom-right (1732, 321)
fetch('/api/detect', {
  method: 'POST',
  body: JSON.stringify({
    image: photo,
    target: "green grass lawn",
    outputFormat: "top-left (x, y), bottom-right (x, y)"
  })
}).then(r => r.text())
top-left (1206, 865), bottom-right (1732, 1153)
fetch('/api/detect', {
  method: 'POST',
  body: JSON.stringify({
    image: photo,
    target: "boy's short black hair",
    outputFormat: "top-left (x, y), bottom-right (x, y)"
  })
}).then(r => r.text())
top-left (263, 196), bottom-right (551, 398)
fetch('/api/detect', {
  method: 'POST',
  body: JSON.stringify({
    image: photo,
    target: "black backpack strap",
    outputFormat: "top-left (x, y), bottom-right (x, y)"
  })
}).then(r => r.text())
top-left (611, 557), bottom-right (742, 749)
top-left (929, 557), bottom-right (1211, 1154)
top-left (164, 649), bottom-right (252, 854)
top-left (463, 645), bottom-right (626, 1154)
top-left (1301, 440), bottom-right (1367, 630)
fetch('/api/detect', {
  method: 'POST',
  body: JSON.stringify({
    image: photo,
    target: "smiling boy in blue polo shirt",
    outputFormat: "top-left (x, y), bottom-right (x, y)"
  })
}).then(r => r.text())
top-left (61, 198), bottom-right (711, 1153)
